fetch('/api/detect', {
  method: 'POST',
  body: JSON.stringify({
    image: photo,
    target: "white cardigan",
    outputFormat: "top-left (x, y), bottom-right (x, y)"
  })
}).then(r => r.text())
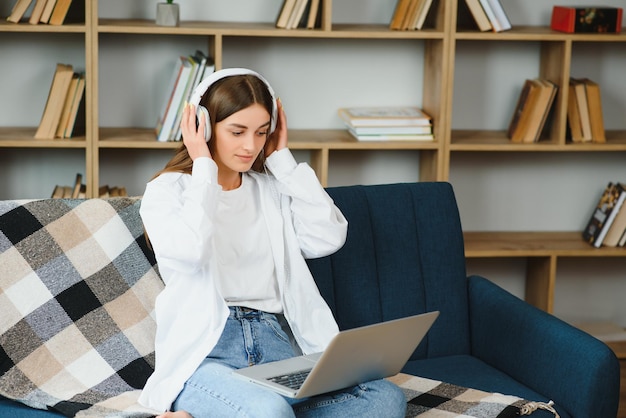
top-left (138, 149), bottom-right (347, 412)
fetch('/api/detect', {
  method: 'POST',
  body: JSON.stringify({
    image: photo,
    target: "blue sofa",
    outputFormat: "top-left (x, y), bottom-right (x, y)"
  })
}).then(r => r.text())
top-left (0, 182), bottom-right (620, 417)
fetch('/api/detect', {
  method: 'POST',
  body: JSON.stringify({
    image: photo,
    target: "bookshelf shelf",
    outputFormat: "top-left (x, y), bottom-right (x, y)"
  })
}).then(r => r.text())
top-left (0, 21), bottom-right (86, 33)
top-left (0, 128), bottom-right (86, 148)
top-left (450, 130), bottom-right (626, 151)
top-left (97, 19), bottom-right (445, 40)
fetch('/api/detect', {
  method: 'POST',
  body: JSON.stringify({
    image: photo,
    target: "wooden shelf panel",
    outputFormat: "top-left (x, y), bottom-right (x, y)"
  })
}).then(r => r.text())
top-left (456, 26), bottom-right (626, 42)
top-left (464, 231), bottom-right (626, 258)
top-left (450, 130), bottom-right (626, 151)
top-left (0, 21), bottom-right (86, 33)
top-left (97, 128), bottom-right (439, 150)
top-left (97, 19), bottom-right (444, 39)
top-left (0, 128), bottom-right (86, 148)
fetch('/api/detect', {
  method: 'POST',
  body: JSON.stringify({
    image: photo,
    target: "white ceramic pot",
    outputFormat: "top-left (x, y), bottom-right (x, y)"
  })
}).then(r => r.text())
top-left (156, 3), bottom-right (180, 27)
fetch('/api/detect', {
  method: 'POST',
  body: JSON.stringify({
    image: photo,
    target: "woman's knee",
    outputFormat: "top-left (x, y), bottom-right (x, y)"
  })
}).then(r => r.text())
top-left (367, 379), bottom-right (407, 417)
top-left (175, 378), bottom-right (295, 418)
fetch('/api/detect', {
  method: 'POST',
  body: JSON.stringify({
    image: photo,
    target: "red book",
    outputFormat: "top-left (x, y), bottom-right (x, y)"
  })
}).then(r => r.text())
top-left (551, 6), bottom-right (622, 33)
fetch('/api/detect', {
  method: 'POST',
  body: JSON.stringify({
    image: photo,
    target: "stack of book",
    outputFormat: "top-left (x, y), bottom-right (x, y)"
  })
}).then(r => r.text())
top-left (582, 182), bottom-right (626, 248)
top-left (567, 78), bottom-right (606, 143)
top-left (338, 106), bottom-right (433, 142)
top-left (35, 63), bottom-right (86, 140)
top-left (7, 0), bottom-right (84, 25)
top-left (98, 185), bottom-right (128, 198)
top-left (507, 78), bottom-right (557, 143)
top-left (463, 0), bottom-right (511, 32)
top-left (156, 50), bottom-right (215, 143)
top-left (51, 175), bottom-right (129, 198)
top-left (275, 0), bottom-right (321, 29)
top-left (389, 0), bottom-right (434, 30)
top-left (51, 173), bottom-right (85, 198)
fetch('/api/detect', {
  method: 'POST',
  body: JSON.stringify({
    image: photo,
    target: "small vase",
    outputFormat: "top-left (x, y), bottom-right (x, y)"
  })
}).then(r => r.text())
top-left (156, 3), bottom-right (180, 27)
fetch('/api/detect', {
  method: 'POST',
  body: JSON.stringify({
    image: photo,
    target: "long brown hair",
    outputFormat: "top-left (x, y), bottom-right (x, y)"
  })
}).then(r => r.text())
top-left (151, 74), bottom-right (274, 180)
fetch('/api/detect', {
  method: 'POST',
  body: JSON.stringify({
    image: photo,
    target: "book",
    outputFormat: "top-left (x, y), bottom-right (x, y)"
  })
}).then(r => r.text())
top-left (551, 6), bottom-right (623, 33)
top-left (566, 81), bottom-right (585, 143)
top-left (276, 0), bottom-right (297, 29)
top-left (169, 55), bottom-right (201, 141)
top-left (414, 0), bottom-right (434, 30)
top-left (287, 0), bottom-right (309, 29)
top-left (306, 0), bottom-right (320, 29)
top-left (39, 0), bottom-right (57, 23)
top-left (464, 0), bottom-right (492, 32)
top-left (406, 0), bottom-right (426, 30)
top-left (172, 51), bottom-right (212, 141)
top-left (71, 172), bottom-right (82, 198)
top-left (507, 79), bottom-right (542, 143)
top-left (99, 185), bottom-right (110, 198)
top-left (7, 0), bottom-right (34, 23)
top-left (348, 130), bottom-right (434, 142)
top-left (619, 229), bottom-right (626, 247)
top-left (571, 78), bottom-right (592, 141)
top-left (156, 57), bottom-right (186, 139)
top-left (401, 0), bottom-right (421, 30)
top-left (521, 79), bottom-right (556, 143)
top-left (338, 106), bottom-right (432, 127)
top-left (51, 184), bottom-right (64, 198)
top-left (28, 0), bottom-right (48, 24)
top-left (35, 63), bottom-right (74, 140)
top-left (48, 0), bottom-right (72, 25)
top-left (55, 72), bottom-right (80, 138)
top-left (603, 198), bottom-right (626, 247)
top-left (157, 56), bottom-right (194, 142)
top-left (63, 73), bottom-right (86, 138)
top-left (582, 182), bottom-right (626, 248)
top-left (485, 0), bottom-right (511, 31)
top-left (348, 125), bottom-right (432, 135)
top-left (390, 0), bottom-right (412, 30)
top-left (479, 0), bottom-right (510, 32)
top-left (580, 78), bottom-right (606, 144)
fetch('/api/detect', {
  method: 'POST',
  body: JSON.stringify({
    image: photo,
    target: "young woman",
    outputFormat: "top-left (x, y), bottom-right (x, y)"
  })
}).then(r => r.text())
top-left (139, 68), bottom-right (406, 418)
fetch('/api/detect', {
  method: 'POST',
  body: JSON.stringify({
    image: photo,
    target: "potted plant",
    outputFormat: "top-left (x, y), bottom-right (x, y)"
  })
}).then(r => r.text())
top-left (156, 0), bottom-right (180, 27)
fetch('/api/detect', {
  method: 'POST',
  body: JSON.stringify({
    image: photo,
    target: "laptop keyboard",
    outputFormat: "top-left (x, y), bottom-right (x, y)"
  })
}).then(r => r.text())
top-left (268, 369), bottom-right (312, 390)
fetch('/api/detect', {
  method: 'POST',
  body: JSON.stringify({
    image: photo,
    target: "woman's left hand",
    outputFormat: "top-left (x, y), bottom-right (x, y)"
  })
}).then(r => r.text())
top-left (265, 98), bottom-right (287, 156)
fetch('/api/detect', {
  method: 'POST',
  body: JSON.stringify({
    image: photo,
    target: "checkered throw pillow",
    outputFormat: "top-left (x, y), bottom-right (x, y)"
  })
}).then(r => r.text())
top-left (0, 198), bottom-right (163, 417)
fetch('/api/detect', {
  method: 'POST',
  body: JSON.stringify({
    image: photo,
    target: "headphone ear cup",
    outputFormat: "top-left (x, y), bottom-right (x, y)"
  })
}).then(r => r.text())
top-left (196, 105), bottom-right (211, 142)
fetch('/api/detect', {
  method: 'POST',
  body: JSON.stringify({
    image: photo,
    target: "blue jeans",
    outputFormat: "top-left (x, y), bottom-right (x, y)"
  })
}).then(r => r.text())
top-left (172, 307), bottom-right (406, 418)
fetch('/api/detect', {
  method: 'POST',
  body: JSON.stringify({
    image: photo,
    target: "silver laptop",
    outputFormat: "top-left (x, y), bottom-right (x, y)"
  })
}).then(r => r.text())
top-left (233, 311), bottom-right (439, 398)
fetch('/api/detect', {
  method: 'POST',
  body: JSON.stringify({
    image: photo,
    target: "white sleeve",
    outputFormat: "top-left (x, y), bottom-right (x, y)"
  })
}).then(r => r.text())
top-left (265, 148), bottom-right (348, 259)
top-left (139, 157), bottom-right (221, 275)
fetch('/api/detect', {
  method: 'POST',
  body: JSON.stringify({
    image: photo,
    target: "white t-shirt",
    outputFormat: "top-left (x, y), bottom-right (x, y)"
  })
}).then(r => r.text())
top-left (214, 174), bottom-right (281, 313)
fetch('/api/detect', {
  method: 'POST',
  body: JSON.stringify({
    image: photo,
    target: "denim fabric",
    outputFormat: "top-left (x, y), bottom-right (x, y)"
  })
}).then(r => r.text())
top-left (172, 307), bottom-right (406, 418)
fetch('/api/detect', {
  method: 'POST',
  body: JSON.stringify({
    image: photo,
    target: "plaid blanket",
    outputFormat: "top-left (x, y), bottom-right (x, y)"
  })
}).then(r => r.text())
top-left (0, 198), bottom-right (162, 417)
top-left (390, 374), bottom-right (559, 417)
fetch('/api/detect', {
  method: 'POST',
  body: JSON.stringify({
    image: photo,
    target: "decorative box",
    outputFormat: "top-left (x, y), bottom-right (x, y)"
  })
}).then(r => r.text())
top-left (551, 6), bottom-right (623, 33)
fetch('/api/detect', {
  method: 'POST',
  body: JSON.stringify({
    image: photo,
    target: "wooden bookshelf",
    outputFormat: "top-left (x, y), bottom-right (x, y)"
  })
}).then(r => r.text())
top-left (1, 0), bottom-right (625, 339)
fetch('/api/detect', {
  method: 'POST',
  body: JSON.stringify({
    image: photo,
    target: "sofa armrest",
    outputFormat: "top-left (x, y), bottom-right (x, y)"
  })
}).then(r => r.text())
top-left (468, 275), bottom-right (620, 418)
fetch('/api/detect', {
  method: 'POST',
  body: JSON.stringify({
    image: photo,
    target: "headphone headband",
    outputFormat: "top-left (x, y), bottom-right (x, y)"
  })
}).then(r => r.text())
top-left (189, 68), bottom-right (278, 135)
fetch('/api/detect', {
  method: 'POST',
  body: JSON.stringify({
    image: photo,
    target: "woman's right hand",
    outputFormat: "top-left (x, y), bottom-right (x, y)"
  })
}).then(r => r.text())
top-left (181, 103), bottom-right (211, 161)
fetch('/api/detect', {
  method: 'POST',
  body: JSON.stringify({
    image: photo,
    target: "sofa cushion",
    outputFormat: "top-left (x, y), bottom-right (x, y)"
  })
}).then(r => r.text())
top-left (308, 183), bottom-right (471, 359)
top-left (0, 198), bottom-right (161, 416)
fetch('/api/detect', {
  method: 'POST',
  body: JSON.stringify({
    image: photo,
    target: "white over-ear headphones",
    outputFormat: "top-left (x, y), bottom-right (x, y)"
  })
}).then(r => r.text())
top-left (188, 68), bottom-right (278, 142)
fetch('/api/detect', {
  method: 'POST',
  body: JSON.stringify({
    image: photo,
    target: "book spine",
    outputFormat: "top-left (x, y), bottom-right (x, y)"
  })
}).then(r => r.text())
top-left (550, 6), bottom-right (575, 33)
top-left (595, 190), bottom-right (626, 248)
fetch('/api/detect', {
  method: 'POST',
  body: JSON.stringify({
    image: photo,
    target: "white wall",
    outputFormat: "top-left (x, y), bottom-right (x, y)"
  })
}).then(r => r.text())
top-left (1, 0), bottom-right (625, 325)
